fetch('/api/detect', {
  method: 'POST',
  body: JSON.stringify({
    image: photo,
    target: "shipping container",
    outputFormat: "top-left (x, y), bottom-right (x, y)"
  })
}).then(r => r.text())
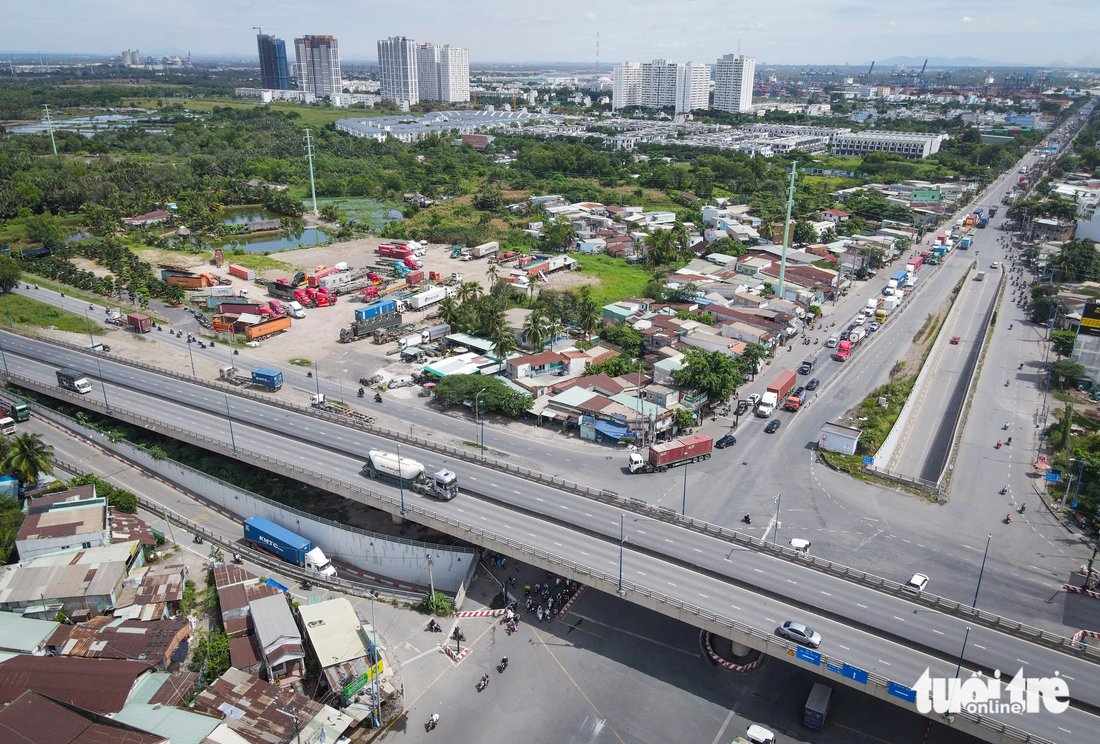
top-left (228, 264), bottom-right (254, 280)
top-left (126, 313), bottom-right (152, 333)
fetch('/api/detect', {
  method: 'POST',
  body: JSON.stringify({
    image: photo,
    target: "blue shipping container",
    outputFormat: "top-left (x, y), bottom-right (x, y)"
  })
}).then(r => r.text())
top-left (355, 299), bottom-right (397, 322)
top-left (891, 270), bottom-right (908, 283)
top-left (251, 368), bottom-right (283, 389)
top-left (244, 515), bottom-right (312, 565)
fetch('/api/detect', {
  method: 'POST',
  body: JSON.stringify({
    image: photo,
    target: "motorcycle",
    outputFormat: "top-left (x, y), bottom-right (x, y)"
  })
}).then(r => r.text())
top-left (999, 486), bottom-right (1008, 495)
top-left (427, 713), bottom-right (440, 731)
top-left (477, 674), bottom-right (490, 692)
top-left (995, 440), bottom-right (1002, 449)
top-left (358, 387), bottom-right (365, 398)
top-left (374, 392), bottom-right (383, 403)
top-left (1018, 503), bottom-right (1027, 514)
top-left (451, 626), bottom-right (466, 642)
top-left (498, 657), bottom-right (509, 673)
top-left (427, 619), bottom-right (441, 633)
top-left (193, 534), bottom-right (204, 544)
top-left (742, 514), bottom-right (752, 525)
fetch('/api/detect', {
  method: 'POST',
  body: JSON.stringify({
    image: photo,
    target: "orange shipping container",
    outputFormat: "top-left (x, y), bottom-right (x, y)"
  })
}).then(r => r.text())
top-left (244, 315), bottom-right (292, 341)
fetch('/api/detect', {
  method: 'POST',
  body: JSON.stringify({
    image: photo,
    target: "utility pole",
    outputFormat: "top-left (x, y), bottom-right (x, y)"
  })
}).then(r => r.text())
top-left (43, 104), bottom-right (58, 159)
top-left (777, 162), bottom-right (797, 298)
top-left (425, 553), bottom-right (435, 611)
top-left (304, 128), bottom-right (319, 217)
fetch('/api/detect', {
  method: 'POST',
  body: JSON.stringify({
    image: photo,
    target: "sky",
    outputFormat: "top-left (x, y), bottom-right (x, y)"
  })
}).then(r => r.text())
top-left (2, 0), bottom-right (1099, 67)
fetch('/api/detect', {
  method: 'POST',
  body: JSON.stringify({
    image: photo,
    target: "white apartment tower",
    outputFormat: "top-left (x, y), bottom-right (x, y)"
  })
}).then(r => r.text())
top-left (675, 62), bottom-right (711, 113)
top-left (294, 35), bottom-right (342, 98)
top-left (416, 44), bottom-right (441, 103)
top-left (714, 53), bottom-right (756, 113)
top-left (378, 36), bottom-right (420, 105)
top-left (612, 62), bottom-right (642, 110)
top-left (640, 59), bottom-right (679, 109)
top-left (418, 43), bottom-right (469, 103)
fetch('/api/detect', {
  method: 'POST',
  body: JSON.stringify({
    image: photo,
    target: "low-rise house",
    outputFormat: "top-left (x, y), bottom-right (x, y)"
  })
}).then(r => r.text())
top-left (507, 351), bottom-right (568, 379)
top-left (822, 208), bottom-right (850, 223)
top-left (0, 691), bottom-right (169, 744)
top-left (0, 656), bottom-right (156, 714)
top-left (298, 597), bottom-right (392, 715)
top-left (114, 561), bottom-right (186, 620)
top-left (47, 616), bottom-right (190, 670)
top-left (122, 210), bottom-right (170, 228)
top-left (0, 610), bottom-right (60, 656)
top-left (250, 593), bottom-right (305, 686)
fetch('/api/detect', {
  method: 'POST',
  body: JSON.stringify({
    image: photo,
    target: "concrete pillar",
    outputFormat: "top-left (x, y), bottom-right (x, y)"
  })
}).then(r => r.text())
top-left (730, 641), bottom-right (751, 656)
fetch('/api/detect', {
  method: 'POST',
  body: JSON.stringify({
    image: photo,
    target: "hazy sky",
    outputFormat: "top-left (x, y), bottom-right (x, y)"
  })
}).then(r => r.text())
top-left (2, 0), bottom-right (1098, 67)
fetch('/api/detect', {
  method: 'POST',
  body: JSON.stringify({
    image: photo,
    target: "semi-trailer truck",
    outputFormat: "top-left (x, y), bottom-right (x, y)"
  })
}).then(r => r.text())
top-left (757, 370), bottom-right (796, 417)
top-left (833, 339), bottom-right (853, 361)
top-left (803, 683), bottom-right (833, 730)
top-left (362, 450), bottom-right (459, 500)
top-left (250, 368), bottom-right (283, 391)
top-left (243, 516), bottom-right (337, 577)
top-left (56, 368), bottom-right (93, 394)
top-left (0, 399), bottom-right (30, 422)
top-left (627, 435), bottom-right (713, 473)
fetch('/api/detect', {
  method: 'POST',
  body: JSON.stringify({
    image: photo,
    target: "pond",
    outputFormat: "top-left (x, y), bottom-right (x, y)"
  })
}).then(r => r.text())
top-left (218, 206), bottom-right (280, 226)
top-left (219, 227), bottom-right (333, 253)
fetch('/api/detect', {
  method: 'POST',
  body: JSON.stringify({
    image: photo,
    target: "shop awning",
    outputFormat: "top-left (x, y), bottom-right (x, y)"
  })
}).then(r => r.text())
top-left (594, 419), bottom-right (629, 439)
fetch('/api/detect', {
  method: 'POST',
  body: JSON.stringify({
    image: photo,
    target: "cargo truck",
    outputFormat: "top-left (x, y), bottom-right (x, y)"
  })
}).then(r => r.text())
top-left (243, 516), bottom-right (337, 577)
top-left (339, 300), bottom-right (402, 343)
top-left (783, 388), bottom-right (810, 412)
top-left (56, 368), bottom-right (93, 394)
top-left (286, 301), bottom-right (306, 319)
top-left (243, 315), bottom-right (292, 342)
top-left (833, 339), bottom-right (853, 361)
top-left (988, 205), bottom-right (999, 217)
top-left (757, 370), bottom-right (796, 417)
top-left (126, 313), bottom-right (152, 334)
top-left (250, 368), bottom-right (283, 391)
top-left (960, 235), bottom-right (973, 249)
top-left (397, 285), bottom-right (455, 312)
top-left (378, 243), bottom-right (414, 259)
top-left (469, 241), bottom-right (500, 258)
top-left (396, 323), bottom-right (452, 350)
top-left (0, 399), bottom-right (30, 422)
top-left (362, 450), bottom-right (459, 500)
top-left (803, 683), bottom-right (833, 730)
top-left (627, 434), bottom-right (713, 473)
top-left (267, 281), bottom-right (298, 301)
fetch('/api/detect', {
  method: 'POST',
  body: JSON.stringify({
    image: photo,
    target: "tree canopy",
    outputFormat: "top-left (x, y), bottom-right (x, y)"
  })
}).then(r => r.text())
top-left (671, 348), bottom-right (743, 404)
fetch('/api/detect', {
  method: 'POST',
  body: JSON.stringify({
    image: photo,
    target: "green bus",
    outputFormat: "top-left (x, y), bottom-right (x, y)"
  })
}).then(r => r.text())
top-left (0, 400), bottom-right (29, 422)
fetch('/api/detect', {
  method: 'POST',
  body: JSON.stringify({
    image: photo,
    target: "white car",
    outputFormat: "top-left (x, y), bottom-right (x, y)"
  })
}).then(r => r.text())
top-left (904, 573), bottom-right (929, 592)
top-left (824, 337), bottom-right (838, 348)
top-left (853, 315), bottom-right (866, 326)
top-left (991, 261), bottom-right (999, 269)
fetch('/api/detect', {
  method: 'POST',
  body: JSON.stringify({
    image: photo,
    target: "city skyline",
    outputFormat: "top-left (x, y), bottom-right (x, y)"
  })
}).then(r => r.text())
top-left (1, 0), bottom-right (1099, 67)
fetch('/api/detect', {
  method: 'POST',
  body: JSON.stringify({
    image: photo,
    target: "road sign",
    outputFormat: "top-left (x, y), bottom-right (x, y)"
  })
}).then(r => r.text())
top-left (1046, 469), bottom-right (1062, 482)
top-left (795, 647), bottom-right (822, 665)
top-left (840, 664), bottom-right (869, 684)
top-left (862, 456), bottom-right (874, 465)
top-left (889, 681), bottom-right (917, 703)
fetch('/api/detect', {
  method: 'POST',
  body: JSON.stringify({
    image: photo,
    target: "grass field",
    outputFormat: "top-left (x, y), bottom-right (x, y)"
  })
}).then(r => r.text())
top-left (1, 294), bottom-right (102, 335)
top-left (0, 214), bottom-right (85, 249)
top-left (121, 97), bottom-right (390, 129)
top-left (573, 254), bottom-right (652, 306)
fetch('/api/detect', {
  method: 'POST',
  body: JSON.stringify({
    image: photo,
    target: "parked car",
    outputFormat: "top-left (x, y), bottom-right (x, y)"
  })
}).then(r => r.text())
top-left (806, 378), bottom-right (820, 391)
top-left (735, 400), bottom-right (752, 416)
top-left (716, 433), bottom-right (738, 449)
top-left (904, 573), bottom-right (929, 592)
top-left (950, 336), bottom-right (960, 345)
top-left (778, 620), bottom-right (822, 648)
top-left (765, 418), bottom-right (781, 434)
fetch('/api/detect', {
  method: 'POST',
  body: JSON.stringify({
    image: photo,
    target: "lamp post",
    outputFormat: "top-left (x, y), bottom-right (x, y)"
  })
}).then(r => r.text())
top-left (474, 387), bottom-right (487, 456)
top-left (84, 307), bottom-right (95, 348)
top-left (368, 589), bottom-right (380, 727)
top-left (0, 335), bottom-right (9, 376)
top-left (186, 338), bottom-right (196, 377)
top-left (425, 553), bottom-right (435, 613)
top-left (772, 491), bottom-right (782, 545)
top-left (397, 441), bottom-right (405, 515)
top-left (1061, 458), bottom-right (1084, 511)
top-left (617, 513), bottom-right (626, 594)
top-left (953, 626), bottom-right (972, 681)
top-left (313, 361), bottom-right (321, 398)
top-left (681, 463), bottom-right (689, 515)
top-left (95, 355), bottom-right (110, 413)
top-left (972, 533), bottom-right (992, 608)
top-left (224, 393), bottom-right (237, 455)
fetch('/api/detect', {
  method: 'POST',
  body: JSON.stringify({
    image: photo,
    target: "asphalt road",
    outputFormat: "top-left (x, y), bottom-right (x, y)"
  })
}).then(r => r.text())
top-left (5, 335), bottom-right (1100, 743)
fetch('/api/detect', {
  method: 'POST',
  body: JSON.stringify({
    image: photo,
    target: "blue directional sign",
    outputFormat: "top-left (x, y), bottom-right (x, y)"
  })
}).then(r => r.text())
top-left (840, 664), bottom-right (869, 684)
top-left (1046, 469), bottom-right (1062, 482)
top-left (862, 456), bottom-right (874, 465)
top-left (889, 681), bottom-right (917, 704)
top-left (795, 647), bottom-right (822, 665)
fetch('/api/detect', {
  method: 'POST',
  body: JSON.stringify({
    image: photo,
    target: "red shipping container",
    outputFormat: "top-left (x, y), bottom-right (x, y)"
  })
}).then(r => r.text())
top-left (406, 270), bottom-right (425, 285)
top-left (228, 264), bottom-right (254, 280)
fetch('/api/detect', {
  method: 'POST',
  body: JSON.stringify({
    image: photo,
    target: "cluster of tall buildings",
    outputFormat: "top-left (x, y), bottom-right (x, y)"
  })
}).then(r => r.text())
top-left (255, 32), bottom-right (469, 106)
top-left (613, 53), bottom-right (756, 115)
top-left (377, 36), bottom-right (470, 106)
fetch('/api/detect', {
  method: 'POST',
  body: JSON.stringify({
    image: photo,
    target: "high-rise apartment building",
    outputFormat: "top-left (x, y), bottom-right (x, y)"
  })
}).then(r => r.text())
top-left (437, 45), bottom-right (470, 103)
top-left (714, 53), bottom-right (756, 113)
top-left (294, 35), bottom-right (342, 98)
top-left (612, 62), bottom-right (642, 110)
top-left (416, 44), bottom-right (441, 103)
top-left (256, 33), bottom-right (290, 90)
top-left (378, 36), bottom-right (420, 105)
top-left (640, 59), bottom-right (679, 109)
top-left (675, 62), bottom-right (711, 113)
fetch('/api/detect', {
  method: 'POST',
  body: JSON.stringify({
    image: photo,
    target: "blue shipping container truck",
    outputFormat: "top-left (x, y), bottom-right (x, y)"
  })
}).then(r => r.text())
top-left (243, 516), bottom-right (337, 576)
top-left (355, 299), bottom-right (397, 322)
top-left (251, 368), bottom-right (283, 391)
top-left (890, 270), bottom-right (908, 284)
top-left (803, 682), bottom-right (833, 730)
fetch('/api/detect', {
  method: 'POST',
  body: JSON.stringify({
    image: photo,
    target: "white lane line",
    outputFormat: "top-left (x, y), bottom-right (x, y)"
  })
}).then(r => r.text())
top-left (856, 603), bottom-right (868, 609)
top-left (878, 660), bottom-right (891, 666)
top-left (932, 629), bottom-right (945, 635)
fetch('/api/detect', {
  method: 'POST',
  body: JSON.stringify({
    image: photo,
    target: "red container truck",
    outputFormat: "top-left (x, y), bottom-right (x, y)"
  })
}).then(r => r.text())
top-left (627, 434), bottom-right (713, 473)
top-left (757, 370), bottom-right (796, 416)
top-left (126, 313), bottom-right (152, 334)
top-left (833, 340), bottom-right (853, 361)
top-left (378, 243), bottom-right (414, 259)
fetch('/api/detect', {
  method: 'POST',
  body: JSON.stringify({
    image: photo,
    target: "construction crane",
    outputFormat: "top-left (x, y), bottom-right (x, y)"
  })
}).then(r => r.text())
top-left (866, 61), bottom-right (875, 79)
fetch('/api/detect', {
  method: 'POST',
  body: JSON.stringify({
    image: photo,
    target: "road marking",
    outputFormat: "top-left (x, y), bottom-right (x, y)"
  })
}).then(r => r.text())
top-left (693, 548), bottom-right (702, 553)
top-left (667, 582), bottom-right (677, 587)
top-left (837, 644), bottom-right (850, 651)
top-left (1016, 659), bottom-right (1029, 665)
top-left (730, 604), bottom-right (740, 611)
top-left (699, 593), bottom-right (709, 599)
top-left (819, 591), bottom-right (832, 597)
top-left (932, 629), bottom-right (945, 635)
top-left (708, 711), bottom-right (736, 744)
top-left (636, 571), bottom-right (647, 577)
top-left (973, 644), bottom-right (986, 650)
top-left (878, 659), bottom-right (891, 666)
top-left (892, 616), bottom-right (905, 623)
top-left (513, 490), bottom-right (520, 495)
top-left (856, 603), bottom-right (868, 609)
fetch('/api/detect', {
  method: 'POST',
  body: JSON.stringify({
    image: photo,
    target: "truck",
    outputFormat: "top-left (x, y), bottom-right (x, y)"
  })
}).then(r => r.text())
top-left (397, 285), bottom-right (455, 312)
top-left (0, 399), bottom-right (30, 422)
top-left (803, 682), bottom-right (833, 730)
top-left (362, 450), bottom-right (459, 500)
top-left (883, 280), bottom-right (898, 296)
top-left (875, 307), bottom-right (889, 323)
top-left (243, 516), bottom-right (337, 578)
top-left (783, 388), bottom-right (809, 412)
top-left (267, 281), bottom-right (298, 301)
top-left (977, 215), bottom-right (989, 229)
top-left (974, 207), bottom-right (984, 218)
top-left (56, 368), bottom-right (93, 394)
top-left (469, 241), bottom-right (500, 259)
top-left (218, 303), bottom-right (268, 316)
top-left (377, 243), bottom-right (414, 259)
top-left (244, 315), bottom-right (292, 341)
top-left (848, 327), bottom-right (867, 346)
top-left (757, 370), bottom-right (796, 417)
top-left (975, 271), bottom-right (986, 282)
top-left (907, 255), bottom-right (924, 273)
top-left (339, 300), bottom-right (402, 343)
top-left (250, 368), bottom-right (283, 391)
top-left (891, 270), bottom-right (908, 285)
top-left (960, 235), bottom-right (973, 249)
top-left (126, 312), bottom-right (152, 334)
top-left (627, 434), bottom-right (713, 474)
top-left (284, 300), bottom-right (305, 319)
top-left (988, 204), bottom-right (999, 218)
top-left (397, 322), bottom-right (452, 349)
top-left (833, 339), bottom-right (853, 361)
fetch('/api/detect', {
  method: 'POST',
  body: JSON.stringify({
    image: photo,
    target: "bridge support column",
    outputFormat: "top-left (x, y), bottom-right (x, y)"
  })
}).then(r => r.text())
top-left (730, 641), bottom-right (751, 656)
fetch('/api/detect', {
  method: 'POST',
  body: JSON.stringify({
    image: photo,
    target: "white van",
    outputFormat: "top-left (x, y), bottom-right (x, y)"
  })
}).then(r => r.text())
top-left (388, 375), bottom-right (415, 389)
top-left (0, 417), bottom-right (15, 435)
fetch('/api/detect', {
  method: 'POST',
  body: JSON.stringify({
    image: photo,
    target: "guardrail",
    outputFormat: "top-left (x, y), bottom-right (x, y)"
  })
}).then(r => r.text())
top-left (13, 370), bottom-right (1099, 675)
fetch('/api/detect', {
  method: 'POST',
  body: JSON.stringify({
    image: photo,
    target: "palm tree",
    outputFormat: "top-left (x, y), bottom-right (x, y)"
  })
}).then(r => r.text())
top-left (576, 286), bottom-right (599, 339)
top-left (522, 307), bottom-right (546, 351)
top-left (487, 312), bottom-right (519, 360)
top-left (456, 281), bottom-right (483, 304)
top-left (5, 433), bottom-right (53, 487)
top-left (485, 262), bottom-right (500, 287)
top-left (545, 314), bottom-right (565, 351)
top-left (438, 296), bottom-right (461, 330)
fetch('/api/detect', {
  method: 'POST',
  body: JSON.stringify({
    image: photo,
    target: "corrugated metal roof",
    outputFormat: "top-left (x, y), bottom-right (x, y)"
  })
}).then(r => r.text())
top-left (0, 690), bottom-right (168, 744)
top-left (0, 610), bottom-right (59, 653)
top-left (0, 655), bottom-right (155, 714)
top-left (298, 598), bottom-right (369, 668)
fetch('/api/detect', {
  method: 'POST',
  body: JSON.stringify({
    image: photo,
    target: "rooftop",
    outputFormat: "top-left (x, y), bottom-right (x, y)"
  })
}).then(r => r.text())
top-left (0, 655), bottom-right (155, 714)
top-left (48, 616), bottom-right (190, 665)
top-left (0, 610), bottom-right (59, 654)
top-left (0, 690), bottom-right (168, 744)
top-left (298, 597), bottom-right (369, 668)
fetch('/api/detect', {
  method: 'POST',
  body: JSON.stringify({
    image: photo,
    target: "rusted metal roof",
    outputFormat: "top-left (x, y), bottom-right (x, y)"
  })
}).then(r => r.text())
top-left (146, 671), bottom-right (199, 706)
top-left (0, 655), bottom-right (155, 714)
top-left (109, 510), bottom-right (157, 547)
top-left (193, 668), bottom-right (331, 744)
top-left (48, 616), bottom-right (190, 669)
top-left (0, 690), bottom-right (168, 744)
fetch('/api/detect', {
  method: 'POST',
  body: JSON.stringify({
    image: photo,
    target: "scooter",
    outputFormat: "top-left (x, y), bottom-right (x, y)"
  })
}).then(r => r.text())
top-left (999, 485), bottom-right (1008, 495)
top-left (995, 440), bottom-right (1002, 449)
top-left (476, 674), bottom-right (489, 692)
top-left (498, 656), bottom-right (509, 673)
top-left (358, 387), bottom-right (365, 398)
top-left (1018, 503), bottom-right (1027, 514)
top-left (427, 619), bottom-right (441, 632)
top-left (427, 713), bottom-right (439, 731)
top-left (374, 392), bottom-right (383, 403)
top-left (742, 514), bottom-right (752, 525)
top-left (451, 627), bottom-right (465, 642)
top-left (193, 534), bottom-right (204, 544)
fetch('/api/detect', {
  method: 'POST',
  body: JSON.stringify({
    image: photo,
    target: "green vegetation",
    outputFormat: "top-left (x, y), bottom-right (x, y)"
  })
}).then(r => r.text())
top-left (0, 431), bottom-right (55, 487)
top-left (66, 473), bottom-right (138, 513)
top-left (433, 374), bottom-right (532, 418)
top-left (823, 370), bottom-right (919, 477)
top-left (0, 499), bottom-right (23, 563)
top-left (671, 348), bottom-right (746, 404)
top-left (189, 629), bottom-right (231, 682)
top-left (1, 294), bottom-right (102, 335)
top-left (417, 590), bottom-right (454, 616)
top-left (572, 254), bottom-right (650, 306)
top-left (289, 358), bottom-right (313, 367)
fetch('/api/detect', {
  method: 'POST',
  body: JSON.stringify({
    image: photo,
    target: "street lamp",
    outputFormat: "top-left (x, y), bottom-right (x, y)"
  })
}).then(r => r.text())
top-left (681, 463), bottom-right (689, 515)
top-left (771, 491), bottom-right (782, 545)
top-left (1061, 458), bottom-right (1085, 511)
top-left (313, 361), bottom-right (321, 398)
top-left (972, 533), bottom-right (992, 608)
top-left (617, 513), bottom-right (626, 594)
top-left (474, 387), bottom-right (487, 456)
top-left (94, 355), bottom-right (110, 413)
top-left (186, 338), bottom-right (196, 377)
top-left (368, 589), bottom-right (381, 727)
top-left (224, 393), bottom-right (237, 455)
top-left (397, 441), bottom-right (405, 515)
top-left (0, 335), bottom-right (9, 376)
top-left (84, 307), bottom-right (95, 348)
top-left (425, 554), bottom-right (436, 613)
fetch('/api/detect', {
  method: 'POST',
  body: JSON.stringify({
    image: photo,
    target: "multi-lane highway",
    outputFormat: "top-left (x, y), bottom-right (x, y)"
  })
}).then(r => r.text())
top-left (3, 332), bottom-right (1099, 742)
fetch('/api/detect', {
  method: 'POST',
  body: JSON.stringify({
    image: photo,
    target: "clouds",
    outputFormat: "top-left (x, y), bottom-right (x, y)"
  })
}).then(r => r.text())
top-left (1, 0), bottom-right (1096, 65)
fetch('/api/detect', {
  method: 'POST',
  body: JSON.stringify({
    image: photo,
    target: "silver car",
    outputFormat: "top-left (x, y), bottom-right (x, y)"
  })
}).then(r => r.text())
top-left (779, 620), bottom-right (822, 648)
